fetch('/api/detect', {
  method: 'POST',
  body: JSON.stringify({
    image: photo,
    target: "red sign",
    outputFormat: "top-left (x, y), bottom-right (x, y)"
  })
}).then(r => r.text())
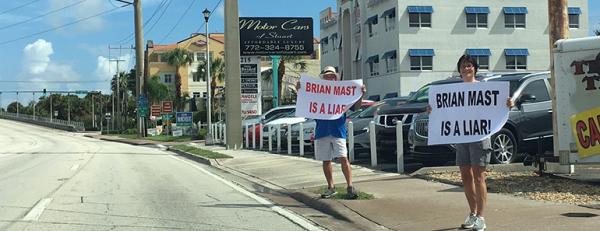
top-left (151, 105), bottom-right (161, 117)
top-left (162, 101), bottom-right (173, 113)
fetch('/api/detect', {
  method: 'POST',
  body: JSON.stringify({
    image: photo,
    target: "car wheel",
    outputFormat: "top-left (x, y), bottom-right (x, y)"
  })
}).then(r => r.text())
top-left (491, 128), bottom-right (517, 164)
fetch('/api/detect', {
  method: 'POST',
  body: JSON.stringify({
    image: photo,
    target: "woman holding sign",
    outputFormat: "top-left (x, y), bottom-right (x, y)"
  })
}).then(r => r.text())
top-left (437, 55), bottom-right (514, 231)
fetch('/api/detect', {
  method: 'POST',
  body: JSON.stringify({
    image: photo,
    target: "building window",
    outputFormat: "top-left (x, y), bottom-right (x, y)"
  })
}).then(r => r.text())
top-left (193, 92), bottom-right (201, 98)
top-left (409, 49), bottom-right (434, 71)
top-left (365, 55), bottom-right (379, 76)
top-left (330, 33), bottom-right (338, 51)
top-left (465, 49), bottom-right (491, 70)
top-left (382, 8), bottom-right (396, 31)
top-left (321, 37), bottom-right (329, 54)
top-left (192, 72), bottom-right (201, 82)
top-left (382, 50), bottom-right (397, 73)
top-left (163, 74), bottom-right (173, 83)
top-left (465, 7), bottom-right (489, 28)
top-left (365, 15), bottom-right (378, 37)
top-left (203, 92), bottom-right (208, 98)
top-left (195, 52), bottom-right (206, 62)
top-left (503, 7), bottom-right (527, 28)
top-left (505, 49), bottom-right (529, 70)
top-left (407, 6), bottom-right (432, 28)
top-left (568, 7), bottom-right (581, 28)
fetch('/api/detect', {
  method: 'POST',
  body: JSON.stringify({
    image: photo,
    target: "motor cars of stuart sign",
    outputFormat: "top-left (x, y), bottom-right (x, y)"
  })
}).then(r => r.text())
top-left (239, 17), bottom-right (314, 56)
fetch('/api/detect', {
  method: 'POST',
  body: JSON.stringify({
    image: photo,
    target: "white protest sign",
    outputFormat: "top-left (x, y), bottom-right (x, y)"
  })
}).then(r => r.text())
top-left (427, 81), bottom-right (509, 145)
top-left (295, 75), bottom-right (363, 120)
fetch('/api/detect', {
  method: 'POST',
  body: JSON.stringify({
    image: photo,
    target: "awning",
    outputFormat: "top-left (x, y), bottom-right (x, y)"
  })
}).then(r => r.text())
top-left (504, 49), bottom-right (529, 56)
top-left (409, 49), bottom-right (435, 57)
top-left (330, 33), bottom-right (338, 39)
top-left (407, 6), bottom-right (433, 13)
top-left (382, 50), bottom-right (397, 59)
top-left (321, 37), bottom-right (328, 44)
top-left (381, 8), bottom-right (396, 18)
top-left (464, 7), bottom-right (490, 14)
top-left (365, 15), bottom-right (378, 24)
top-left (465, 49), bottom-right (491, 56)
top-left (366, 55), bottom-right (379, 63)
top-left (503, 7), bottom-right (528, 14)
top-left (568, 7), bottom-right (581, 15)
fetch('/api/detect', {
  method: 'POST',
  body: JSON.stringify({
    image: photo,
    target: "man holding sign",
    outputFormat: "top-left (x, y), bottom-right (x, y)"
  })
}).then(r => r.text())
top-left (296, 66), bottom-right (364, 199)
top-left (428, 55), bottom-right (514, 231)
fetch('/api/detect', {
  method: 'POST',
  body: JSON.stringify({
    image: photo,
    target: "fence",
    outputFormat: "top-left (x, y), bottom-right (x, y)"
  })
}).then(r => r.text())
top-left (0, 111), bottom-right (85, 131)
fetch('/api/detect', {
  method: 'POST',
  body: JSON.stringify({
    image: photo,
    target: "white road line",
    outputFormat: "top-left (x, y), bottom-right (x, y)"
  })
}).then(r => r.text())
top-left (70, 164), bottom-right (80, 171)
top-left (22, 198), bottom-right (53, 221)
top-left (168, 155), bottom-right (324, 231)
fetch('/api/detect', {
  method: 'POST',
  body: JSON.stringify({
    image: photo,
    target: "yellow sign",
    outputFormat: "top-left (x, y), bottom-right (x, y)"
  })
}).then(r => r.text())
top-left (570, 107), bottom-right (600, 158)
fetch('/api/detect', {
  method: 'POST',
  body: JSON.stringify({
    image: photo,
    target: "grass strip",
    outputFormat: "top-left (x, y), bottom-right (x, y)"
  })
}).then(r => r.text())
top-left (172, 145), bottom-right (232, 159)
top-left (313, 186), bottom-right (375, 200)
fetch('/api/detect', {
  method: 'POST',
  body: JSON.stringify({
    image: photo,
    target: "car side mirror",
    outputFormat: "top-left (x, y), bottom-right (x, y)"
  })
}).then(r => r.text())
top-left (519, 94), bottom-right (536, 104)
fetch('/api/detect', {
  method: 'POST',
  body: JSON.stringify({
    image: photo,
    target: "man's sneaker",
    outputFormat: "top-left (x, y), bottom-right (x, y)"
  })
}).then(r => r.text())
top-left (346, 186), bottom-right (358, 199)
top-left (461, 213), bottom-right (477, 229)
top-left (472, 216), bottom-right (486, 231)
top-left (321, 187), bottom-right (337, 198)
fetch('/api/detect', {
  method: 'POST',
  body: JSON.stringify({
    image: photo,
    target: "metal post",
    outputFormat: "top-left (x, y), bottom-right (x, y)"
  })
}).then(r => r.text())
top-left (268, 125), bottom-right (273, 152)
top-left (16, 92), bottom-right (19, 117)
top-left (252, 123), bottom-right (256, 149)
top-left (259, 124), bottom-right (264, 150)
top-left (224, 0), bottom-right (242, 149)
top-left (348, 121), bottom-right (355, 163)
top-left (204, 9), bottom-right (213, 144)
top-left (277, 124), bottom-right (282, 153)
top-left (67, 93), bottom-right (71, 123)
top-left (287, 124), bottom-right (292, 154)
top-left (245, 124), bottom-right (250, 148)
top-left (223, 123), bottom-right (227, 144)
top-left (92, 94), bottom-right (95, 127)
top-left (32, 92), bottom-right (36, 120)
top-left (271, 55), bottom-right (280, 108)
top-left (50, 94), bottom-right (53, 123)
top-left (396, 122), bottom-right (404, 173)
top-left (299, 122), bottom-right (304, 156)
top-left (369, 121), bottom-right (377, 167)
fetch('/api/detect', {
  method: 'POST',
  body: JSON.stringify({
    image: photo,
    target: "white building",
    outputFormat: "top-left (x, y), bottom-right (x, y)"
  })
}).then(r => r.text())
top-left (320, 0), bottom-right (589, 101)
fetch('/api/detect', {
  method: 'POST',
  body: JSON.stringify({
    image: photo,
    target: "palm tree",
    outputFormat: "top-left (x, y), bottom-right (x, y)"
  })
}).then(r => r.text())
top-left (197, 57), bottom-right (225, 121)
top-left (147, 75), bottom-right (172, 105)
top-left (165, 48), bottom-right (193, 110)
top-left (262, 56), bottom-right (307, 105)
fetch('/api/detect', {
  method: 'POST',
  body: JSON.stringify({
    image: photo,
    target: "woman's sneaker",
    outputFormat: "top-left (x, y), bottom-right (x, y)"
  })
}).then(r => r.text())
top-left (321, 187), bottom-right (337, 198)
top-left (461, 213), bottom-right (477, 229)
top-left (472, 216), bottom-right (486, 231)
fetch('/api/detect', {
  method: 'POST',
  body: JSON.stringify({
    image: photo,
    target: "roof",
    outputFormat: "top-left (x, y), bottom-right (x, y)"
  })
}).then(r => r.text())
top-left (152, 44), bottom-right (177, 51)
top-left (177, 33), bottom-right (225, 45)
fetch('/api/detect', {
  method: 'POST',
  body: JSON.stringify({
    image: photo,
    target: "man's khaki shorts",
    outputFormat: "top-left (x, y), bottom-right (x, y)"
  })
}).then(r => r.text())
top-left (314, 136), bottom-right (347, 161)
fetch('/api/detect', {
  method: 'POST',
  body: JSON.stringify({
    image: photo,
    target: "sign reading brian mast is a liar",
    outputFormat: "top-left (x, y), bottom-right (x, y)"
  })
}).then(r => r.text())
top-left (427, 81), bottom-right (510, 145)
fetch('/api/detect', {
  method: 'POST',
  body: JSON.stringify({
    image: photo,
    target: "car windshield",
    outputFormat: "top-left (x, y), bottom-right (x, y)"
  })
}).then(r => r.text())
top-left (407, 85), bottom-right (430, 103)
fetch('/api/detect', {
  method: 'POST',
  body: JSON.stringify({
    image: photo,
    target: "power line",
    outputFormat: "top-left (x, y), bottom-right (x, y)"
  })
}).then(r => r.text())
top-left (159, 0), bottom-right (196, 43)
top-left (140, 0), bottom-right (172, 41)
top-left (0, 0), bottom-right (42, 16)
top-left (0, 0), bottom-right (88, 31)
top-left (0, 5), bottom-right (127, 46)
top-left (115, 0), bottom-right (168, 45)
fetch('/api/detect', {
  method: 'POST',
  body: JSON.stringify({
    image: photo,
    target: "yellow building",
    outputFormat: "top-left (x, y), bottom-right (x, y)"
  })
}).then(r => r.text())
top-left (146, 33), bottom-right (225, 100)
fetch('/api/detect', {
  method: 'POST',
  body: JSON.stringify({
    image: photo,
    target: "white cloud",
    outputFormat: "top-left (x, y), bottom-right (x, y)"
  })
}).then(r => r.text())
top-left (216, 4), bottom-right (225, 18)
top-left (23, 39), bottom-right (54, 74)
top-left (95, 54), bottom-right (132, 81)
top-left (48, 0), bottom-right (111, 32)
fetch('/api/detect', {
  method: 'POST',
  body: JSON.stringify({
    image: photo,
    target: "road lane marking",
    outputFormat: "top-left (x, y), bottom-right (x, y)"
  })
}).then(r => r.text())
top-left (168, 155), bottom-right (324, 231)
top-left (70, 164), bottom-right (80, 171)
top-left (22, 198), bottom-right (53, 221)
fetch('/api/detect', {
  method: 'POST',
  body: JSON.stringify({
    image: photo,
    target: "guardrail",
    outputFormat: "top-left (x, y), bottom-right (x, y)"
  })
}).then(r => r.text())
top-left (0, 111), bottom-right (85, 131)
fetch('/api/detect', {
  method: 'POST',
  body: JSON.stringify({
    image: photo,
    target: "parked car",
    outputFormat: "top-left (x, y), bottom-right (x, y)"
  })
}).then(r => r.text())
top-left (374, 74), bottom-right (502, 161)
top-left (408, 72), bottom-right (552, 165)
top-left (244, 105), bottom-right (296, 145)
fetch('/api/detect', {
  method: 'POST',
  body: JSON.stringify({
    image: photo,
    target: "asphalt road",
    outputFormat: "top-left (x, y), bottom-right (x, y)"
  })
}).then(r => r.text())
top-left (0, 119), bottom-right (313, 231)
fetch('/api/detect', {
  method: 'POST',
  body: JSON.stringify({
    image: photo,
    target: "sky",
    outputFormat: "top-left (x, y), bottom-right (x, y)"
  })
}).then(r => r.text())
top-left (0, 0), bottom-right (598, 107)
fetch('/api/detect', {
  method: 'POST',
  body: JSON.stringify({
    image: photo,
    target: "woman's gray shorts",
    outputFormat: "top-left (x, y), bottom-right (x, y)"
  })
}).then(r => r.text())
top-left (455, 138), bottom-right (492, 166)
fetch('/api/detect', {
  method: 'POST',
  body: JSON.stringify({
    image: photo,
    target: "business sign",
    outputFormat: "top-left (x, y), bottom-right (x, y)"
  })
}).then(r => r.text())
top-left (176, 112), bottom-right (193, 127)
top-left (295, 75), bottom-right (363, 120)
top-left (570, 107), bottom-right (600, 159)
top-left (151, 105), bottom-right (161, 117)
top-left (427, 82), bottom-right (510, 145)
top-left (240, 56), bottom-right (261, 116)
top-left (239, 17), bottom-right (314, 56)
top-left (162, 101), bottom-right (173, 113)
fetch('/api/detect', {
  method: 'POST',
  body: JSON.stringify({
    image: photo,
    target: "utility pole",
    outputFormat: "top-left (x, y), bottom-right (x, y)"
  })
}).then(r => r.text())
top-left (109, 58), bottom-right (126, 130)
top-left (92, 94), bottom-right (96, 127)
top-left (134, 0), bottom-right (145, 137)
top-left (224, 0), bottom-right (242, 149)
top-left (548, 0), bottom-right (573, 173)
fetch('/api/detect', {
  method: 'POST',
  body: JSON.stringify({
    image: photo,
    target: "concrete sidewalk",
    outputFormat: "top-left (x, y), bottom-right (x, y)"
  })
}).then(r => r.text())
top-left (192, 143), bottom-right (599, 231)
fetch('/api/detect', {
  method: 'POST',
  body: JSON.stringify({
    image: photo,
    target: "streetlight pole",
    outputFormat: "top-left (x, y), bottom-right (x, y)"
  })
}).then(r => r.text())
top-left (33, 92), bottom-right (36, 120)
top-left (203, 8), bottom-right (213, 143)
top-left (16, 92), bottom-right (19, 117)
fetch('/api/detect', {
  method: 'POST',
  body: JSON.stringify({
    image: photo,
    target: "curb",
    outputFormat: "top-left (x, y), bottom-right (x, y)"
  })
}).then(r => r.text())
top-left (167, 147), bottom-right (220, 166)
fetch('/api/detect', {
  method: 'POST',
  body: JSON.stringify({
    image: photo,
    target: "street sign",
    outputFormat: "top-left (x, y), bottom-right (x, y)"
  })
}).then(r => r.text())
top-left (239, 17), bottom-right (314, 56)
top-left (162, 101), bottom-right (173, 113)
top-left (240, 56), bottom-right (261, 116)
top-left (151, 105), bottom-right (161, 117)
top-left (176, 112), bottom-right (193, 127)
top-left (172, 129), bottom-right (183, 137)
top-left (137, 95), bottom-right (149, 118)
top-left (162, 113), bottom-right (173, 126)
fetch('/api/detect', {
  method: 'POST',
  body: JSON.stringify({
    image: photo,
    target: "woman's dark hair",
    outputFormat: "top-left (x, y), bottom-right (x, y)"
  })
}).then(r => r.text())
top-left (456, 54), bottom-right (479, 75)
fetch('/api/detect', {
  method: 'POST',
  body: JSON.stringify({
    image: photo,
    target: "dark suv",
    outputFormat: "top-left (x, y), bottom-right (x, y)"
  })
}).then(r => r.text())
top-left (408, 72), bottom-right (553, 165)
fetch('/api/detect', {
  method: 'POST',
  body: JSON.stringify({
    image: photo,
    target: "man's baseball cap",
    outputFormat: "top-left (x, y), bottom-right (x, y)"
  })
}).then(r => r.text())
top-left (320, 66), bottom-right (339, 79)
